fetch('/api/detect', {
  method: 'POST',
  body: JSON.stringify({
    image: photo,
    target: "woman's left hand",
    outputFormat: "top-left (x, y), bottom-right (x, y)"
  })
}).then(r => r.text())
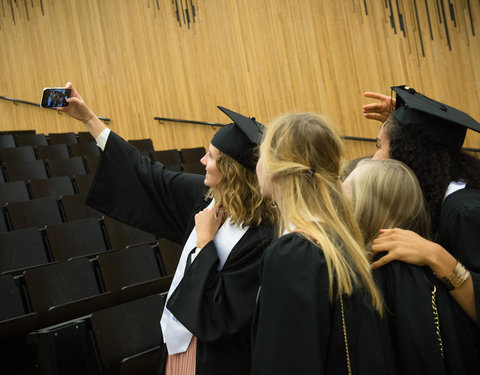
top-left (195, 207), bottom-right (225, 248)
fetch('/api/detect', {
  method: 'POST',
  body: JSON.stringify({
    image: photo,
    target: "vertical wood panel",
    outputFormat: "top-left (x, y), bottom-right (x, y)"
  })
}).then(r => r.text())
top-left (0, 0), bottom-right (479, 162)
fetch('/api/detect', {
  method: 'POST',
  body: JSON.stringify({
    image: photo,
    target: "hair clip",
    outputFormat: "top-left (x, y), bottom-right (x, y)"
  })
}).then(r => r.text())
top-left (307, 168), bottom-right (315, 177)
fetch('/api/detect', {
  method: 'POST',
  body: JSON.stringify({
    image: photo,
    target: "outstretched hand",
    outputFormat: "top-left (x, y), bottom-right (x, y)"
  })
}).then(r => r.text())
top-left (195, 206), bottom-right (226, 249)
top-left (370, 228), bottom-right (436, 269)
top-left (362, 92), bottom-right (395, 123)
top-left (57, 82), bottom-right (95, 123)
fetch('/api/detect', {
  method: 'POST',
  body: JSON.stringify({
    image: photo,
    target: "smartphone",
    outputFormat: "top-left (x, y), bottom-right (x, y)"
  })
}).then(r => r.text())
top-left (40, 87), bottom-right (71, 108)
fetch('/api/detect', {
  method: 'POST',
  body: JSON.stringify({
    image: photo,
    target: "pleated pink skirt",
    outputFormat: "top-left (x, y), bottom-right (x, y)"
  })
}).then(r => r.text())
top-left (165, 336), bottom-right (197, 375)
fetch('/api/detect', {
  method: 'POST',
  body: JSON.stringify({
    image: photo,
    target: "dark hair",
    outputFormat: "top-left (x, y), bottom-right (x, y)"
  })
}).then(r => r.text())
top-left (384, 116), bottom-right (480, 235)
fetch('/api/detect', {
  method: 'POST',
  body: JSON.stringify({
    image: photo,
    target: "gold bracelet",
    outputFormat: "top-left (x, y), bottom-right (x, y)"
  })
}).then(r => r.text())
top-left (82, 113), bottom-right (95, 124)
top-left (438, 261), bottom-right (470, 291)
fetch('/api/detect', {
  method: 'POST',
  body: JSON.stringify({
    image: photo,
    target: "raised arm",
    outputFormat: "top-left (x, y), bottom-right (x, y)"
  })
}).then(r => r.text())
top-left (371, 228), bottom-right (477, 323)
top-left (57, 82), bottom-right (106, 139)
top-left (362, 92), bottom-right (396, 123)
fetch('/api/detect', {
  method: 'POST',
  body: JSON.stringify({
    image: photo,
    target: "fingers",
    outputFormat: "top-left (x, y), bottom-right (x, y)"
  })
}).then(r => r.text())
top-left (363, 92), bottom-right (387, 100)
top-left (371, 253), bottom-right (394, 269)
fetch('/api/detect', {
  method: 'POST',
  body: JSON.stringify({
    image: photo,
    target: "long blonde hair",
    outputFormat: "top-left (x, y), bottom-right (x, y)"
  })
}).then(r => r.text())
top-left (260, 113), bottom-right (383, 313)
top-left (351, 159), bottom-right (431, 249)
top-left (206, 150), bottom-right (277, 228)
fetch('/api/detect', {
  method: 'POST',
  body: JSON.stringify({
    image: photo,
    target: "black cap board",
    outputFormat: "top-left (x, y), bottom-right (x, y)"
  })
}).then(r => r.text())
top-left (211, 106), bottom-right (265, 171)
top-left (391, 85), bottom-right (480, 152)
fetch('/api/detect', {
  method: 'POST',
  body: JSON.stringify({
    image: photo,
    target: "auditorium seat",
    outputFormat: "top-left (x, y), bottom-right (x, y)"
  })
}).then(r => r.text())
top-left (180, 146), bottom-right (206, 163)
top-left (90, 294), bottom-right (165, 375)
top-left (69, 142), bottom-right (101, 158)
top-left (46, 218), bottom-right (108, 261)
top-left (97, 245), bottom-right (172, 303)
top-left (77, 132), bottom-right (95, 143)
top-left (36, 143), bottom-right (70, 160)
top-left (157, 238), bottom-right (182, 276)
top-left (0, 134), bottom-right (16, 148)
top-left (0, 228), bottom-right (50, 275)
top-left (29, 176), bottom-right (75, 199)
top-left (84, 155), bottom-right (100, 174)
top-left (0, 274), bottom-right (38, 340)
top-left (4, 160), bottom-right (48, 181)
top-left (23, 258), bottom-right (113, 327)
top-left (103, 216), bottom-right (157, 250)
top-left (61, 194), bottom-right (103, 221)
top-left (0, 181), bottom-right (30, 206)
top-left (74, 173), bottom-right (94, 194)
top-left (0, 208), bottom-right (8, 232)
top-left (151, 149), bottom-right (182, 172)
top-left (0, 146), bottom-right (36, 163)
top-left (6, 197), bottom-right (63, 230)
top-left (47, 156), bottom-right (87, 178)
top-left (182, 161), bottom-right (205, 175)
top-left (128, 139), bottom-right (154, 157)
top-left (48, 132), bottom-right (78, 145)
top-left (16, 133), bottom-right (48, 147)
top-left (0, 169), bottom-right (5, 183)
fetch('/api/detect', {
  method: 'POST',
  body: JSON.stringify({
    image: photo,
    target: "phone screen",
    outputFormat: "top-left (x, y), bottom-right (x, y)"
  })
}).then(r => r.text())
top-left (40, 88), bottom-right (71, 108)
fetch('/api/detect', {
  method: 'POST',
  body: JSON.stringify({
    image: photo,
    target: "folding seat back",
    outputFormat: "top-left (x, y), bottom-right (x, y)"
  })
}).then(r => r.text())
top-left (46, 218), bottom-right (108, 261)
top-left (0, 274), bottom-right (38, 340)
top-left (103, 216), bottom-right (157, 250)
top-left (29, 176), bottom-right (75, 199)
top-left (69, 142), bottom-right (101, 158)
top-left (151, 149), bottom-right (182, 165)
top-left (0, 134), bottom-right (16, 148)
top-left (128, 139), bottom-right (154, 156)
top-left (0, 228), bottom-right (49, 274)
top-left (0, 208), bottom-right (8, 232)
top-left (61, 194), bottom-right (103, 221)
top-left (48, 132), bottom-right (78, 145)
top-left (0, 180), bottom-right (30, 206)
top-left (4, 160), bottom-right (47, 181)
top-left (0, 146), bottom-right (36, 163)
top-left (6, 197), bottom-right (63, 230)
top-left (24, 258), bottom-right (112, 327)
top-left (180, 146), bottom-right (206, 163)
top-left (47, 156), bottom-right (87, 178)
top-left (36, 144), bottom-right (70, 161)
top-left (84, 155), bottom-right (100, 174)
top-left (16, 133), bottom-right (48, 147)
top-left (90, 294), bottom-right (165, 375)
top-left (74, 173), bottom-right (94, 195)
top-left (77, 132), bottom-right (95, 143)
top-left (157, 238), bottom-right (182, 276)
top-left (182, 161), bottom-right (205, 175)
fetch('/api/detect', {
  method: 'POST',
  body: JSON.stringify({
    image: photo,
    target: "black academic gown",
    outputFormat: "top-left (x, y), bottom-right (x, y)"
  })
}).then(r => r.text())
top-left (86, 132), bottom-right (275, 375)
top-left (251, 233), bottom-right (396, 375)
top-left (374, 261), bottom-right (480, 375)
top-left (437, 187), bottom-right (480, 325)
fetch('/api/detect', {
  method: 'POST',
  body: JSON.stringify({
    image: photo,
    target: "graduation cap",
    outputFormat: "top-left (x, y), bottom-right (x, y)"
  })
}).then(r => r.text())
top-left (211, 106), bottom-right (265, 170)
top-left (391, 85), bottom-right (480, 152)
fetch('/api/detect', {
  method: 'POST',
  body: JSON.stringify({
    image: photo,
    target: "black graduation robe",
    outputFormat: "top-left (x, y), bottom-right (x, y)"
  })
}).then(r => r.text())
top-left (86, 131), bottom-right (275, 375)
top-left (374, 261), bottom-right (480, 375)
top-left (251, 233), bottom-right (396, 375)
top-left (437, 187), bottom-right (480, 325)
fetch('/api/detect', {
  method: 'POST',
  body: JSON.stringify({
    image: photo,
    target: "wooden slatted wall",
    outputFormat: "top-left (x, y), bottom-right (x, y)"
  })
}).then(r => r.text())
top-left (1, 0), bottom-right (479, 160)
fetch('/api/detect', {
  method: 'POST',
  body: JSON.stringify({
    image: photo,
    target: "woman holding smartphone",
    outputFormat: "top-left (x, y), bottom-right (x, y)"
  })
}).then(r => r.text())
top-left (252, 113), bottom-right (395, 374)
top-left (59, 82), bottom-right (276, 375)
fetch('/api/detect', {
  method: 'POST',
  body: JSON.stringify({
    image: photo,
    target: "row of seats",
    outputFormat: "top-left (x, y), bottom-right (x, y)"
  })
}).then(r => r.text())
top-left (0, 142), bottom-right (101, 163)
top-left (0, 131), bottom-right (94, 147)
top-left (0, 175), bottom-right (94, 205)
top-left (0, 215), bottom-right (184, 271)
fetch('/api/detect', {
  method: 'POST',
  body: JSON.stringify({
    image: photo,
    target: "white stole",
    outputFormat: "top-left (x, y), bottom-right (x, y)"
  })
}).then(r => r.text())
top-left (160, 200), bottom-right (248, 355)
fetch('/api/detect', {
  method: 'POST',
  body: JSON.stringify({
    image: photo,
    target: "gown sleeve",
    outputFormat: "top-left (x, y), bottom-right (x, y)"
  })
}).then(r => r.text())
top-left (86, 131), bottom-right (207, 244)
top-left (437, 188), bottom-right (480, 325)
top-left (166, 224), bottom-right (274, 342)
top-left (251, 234), bottom-right (332, 375)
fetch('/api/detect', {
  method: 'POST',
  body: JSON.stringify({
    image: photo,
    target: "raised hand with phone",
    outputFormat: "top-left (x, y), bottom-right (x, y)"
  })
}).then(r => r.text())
top-left (56, 82), bottom-right (106, 139)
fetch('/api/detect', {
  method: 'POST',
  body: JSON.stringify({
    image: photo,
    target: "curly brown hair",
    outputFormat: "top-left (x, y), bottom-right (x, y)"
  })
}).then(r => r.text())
top-left (205, 150), bottom-right (278, 228)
